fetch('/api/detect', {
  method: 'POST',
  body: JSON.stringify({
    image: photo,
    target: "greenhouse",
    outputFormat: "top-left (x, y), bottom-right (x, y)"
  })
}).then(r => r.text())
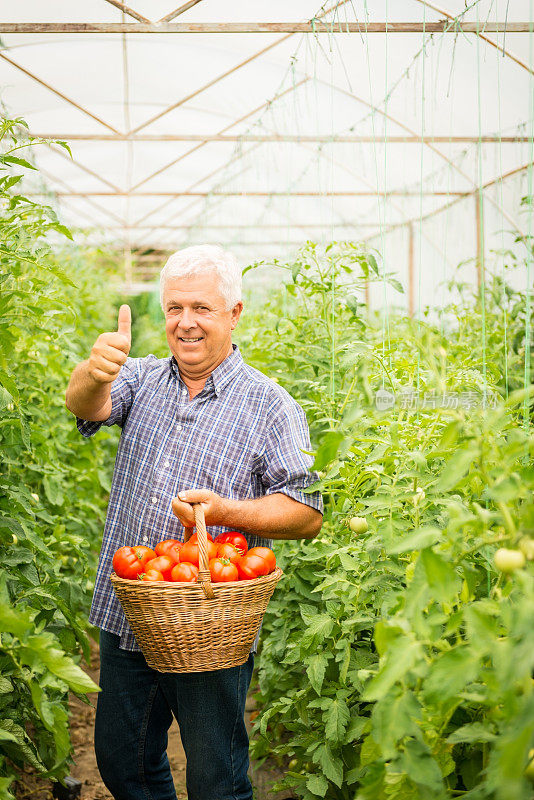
top-left (0, 1), bottom-right (533, 799)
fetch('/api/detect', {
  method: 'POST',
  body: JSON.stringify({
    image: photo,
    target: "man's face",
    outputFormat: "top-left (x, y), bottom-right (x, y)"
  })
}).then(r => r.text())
top-left (163, 272), bottom-right (242, 375)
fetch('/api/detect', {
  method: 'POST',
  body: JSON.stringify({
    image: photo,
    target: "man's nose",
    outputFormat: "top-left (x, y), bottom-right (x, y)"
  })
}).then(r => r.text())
top-left (177, 309), bottom-right (196, 329)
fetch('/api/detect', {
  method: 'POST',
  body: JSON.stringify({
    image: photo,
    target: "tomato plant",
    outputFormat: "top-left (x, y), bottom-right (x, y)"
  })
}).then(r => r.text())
top-left (239, 245), bottom-right (534, 800)
top-left (0, 116), bottom-right (118, 794)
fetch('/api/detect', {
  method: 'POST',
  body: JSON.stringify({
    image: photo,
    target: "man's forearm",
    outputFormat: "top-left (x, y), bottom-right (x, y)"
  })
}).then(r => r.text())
top-left (219, 492), bottom-right (322, 541)
top-left (65, 361), bottom-right (112, 421)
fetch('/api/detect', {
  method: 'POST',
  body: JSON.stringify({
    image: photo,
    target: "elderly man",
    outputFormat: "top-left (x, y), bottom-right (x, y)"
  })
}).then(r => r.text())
top-left (65, 245), bottom-right (323, 800)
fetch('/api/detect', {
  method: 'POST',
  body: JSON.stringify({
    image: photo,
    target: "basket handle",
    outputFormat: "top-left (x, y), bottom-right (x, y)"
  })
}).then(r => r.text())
top-left (184, 504), bottom-right (214, 599)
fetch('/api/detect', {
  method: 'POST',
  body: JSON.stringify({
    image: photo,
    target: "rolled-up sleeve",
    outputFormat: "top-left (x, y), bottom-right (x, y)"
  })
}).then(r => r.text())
top-left (76, 358), bottom-right (142, 438)
top-left (261, 399), bottom-right (323, 514)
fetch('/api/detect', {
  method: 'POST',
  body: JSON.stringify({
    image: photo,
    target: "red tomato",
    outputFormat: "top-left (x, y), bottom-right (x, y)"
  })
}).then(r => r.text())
top-left (155, 539), bottom-right (182, 558)
top-left (170, 562), bottom-right (199, 582)
top-left (247, 547), bottom-right (276, 573)
top-left (144, 555), bottom-right (175, 581)
top-left (214, 532), bottom-right (248, 556)
top-left (236, 554), bottom-right (271, 580)
top-left (186, 531), bottom-right (214, 543)
top-left (139, 569), bottom-right (164, 582)
top-left (167, 543), bottom-right (183, 563)
top-left (112, 546), bottom-right (156, 579)
top-left (216, 542), bottom-right (241, 565)
top-left (135, 545), bottom-right (157, 563)
top-left (179, 539), bottom-right (218, 567)
top-left (209, 558), bottom-right (239, 583)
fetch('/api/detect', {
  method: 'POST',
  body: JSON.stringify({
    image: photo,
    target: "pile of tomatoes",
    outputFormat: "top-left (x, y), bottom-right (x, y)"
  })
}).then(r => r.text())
top-left (112, 530), bottom-right (276, 584)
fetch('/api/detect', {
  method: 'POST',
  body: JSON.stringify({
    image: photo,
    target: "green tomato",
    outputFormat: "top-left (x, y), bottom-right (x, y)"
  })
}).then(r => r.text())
top-left (519, 537), bottom-right (534, 561)
top-left (494, 548), bottom-right (526, 573)
top-left (525, 749), bottom-right (534, 783)
top-left (288, 759), bottom-right (298, 770)
top-left (349, 516), bottom-right (368, 534)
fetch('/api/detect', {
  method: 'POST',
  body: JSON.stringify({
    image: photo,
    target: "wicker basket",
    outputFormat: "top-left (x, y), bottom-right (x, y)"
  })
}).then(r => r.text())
top-left (110, 504), bottom-right (283, 673)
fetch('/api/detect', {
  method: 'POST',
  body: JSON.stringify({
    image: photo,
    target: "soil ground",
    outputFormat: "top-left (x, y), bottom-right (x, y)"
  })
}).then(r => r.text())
top-left (13, 638), bottom-right (294, 800)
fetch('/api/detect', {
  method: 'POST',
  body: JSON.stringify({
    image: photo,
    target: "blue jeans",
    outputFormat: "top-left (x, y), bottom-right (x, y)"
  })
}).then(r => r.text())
top-left (95, 630), bottom-right (254, 800)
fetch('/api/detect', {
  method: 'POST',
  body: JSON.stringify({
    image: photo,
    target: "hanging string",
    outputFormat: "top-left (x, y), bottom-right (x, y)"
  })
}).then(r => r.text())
top-left (417, 2), bottom-right (427, 414)
top-left (328, 8), bottom-right (336, 410)
top-left (362, 0), bottom-right (388, 386)
top-left (525, 0), bottom-right (534, 437)
top-left (495, 0), bottom-right (509, 399)
top-left (383, 0), bottom-right (390, 369)
top-left (476, 4), bottom-right (488, 410)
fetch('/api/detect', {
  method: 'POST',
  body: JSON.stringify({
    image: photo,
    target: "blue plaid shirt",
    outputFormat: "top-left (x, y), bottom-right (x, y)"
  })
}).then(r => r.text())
top-left (77, 345), bottom-right (323, 652)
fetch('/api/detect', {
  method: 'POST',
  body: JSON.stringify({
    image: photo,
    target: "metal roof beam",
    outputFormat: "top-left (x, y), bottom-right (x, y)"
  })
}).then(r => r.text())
top-left (24, 134), bottom-right (533, 143)
top-left (157, 1), bottom-right (204, 24)
top-left (413, 0), bottom-right (533, 74)
top-left (0, 52), bottom-right (121, 134)
top-left (0, 22), bottom-right (530, 33)
top-left (26, 190), bottom-right (471, 197)
top-left (101, 0), bottom-right (151, 24)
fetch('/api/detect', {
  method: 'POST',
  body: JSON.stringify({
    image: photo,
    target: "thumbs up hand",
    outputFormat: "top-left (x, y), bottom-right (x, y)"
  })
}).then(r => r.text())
top-left (88, 304), bottom-right (132, 384)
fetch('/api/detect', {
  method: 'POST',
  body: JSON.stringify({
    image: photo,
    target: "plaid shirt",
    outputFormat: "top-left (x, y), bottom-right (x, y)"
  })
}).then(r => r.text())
top-left (77, 345), bottom-right (323, 652)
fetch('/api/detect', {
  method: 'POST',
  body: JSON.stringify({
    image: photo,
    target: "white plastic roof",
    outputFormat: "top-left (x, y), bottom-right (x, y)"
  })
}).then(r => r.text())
top-left (0, 0), bottom-right (532, 304)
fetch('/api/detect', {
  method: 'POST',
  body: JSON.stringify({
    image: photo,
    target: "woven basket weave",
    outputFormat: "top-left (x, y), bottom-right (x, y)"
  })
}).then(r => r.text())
top-left (110, 504), bottom-right (283, 673)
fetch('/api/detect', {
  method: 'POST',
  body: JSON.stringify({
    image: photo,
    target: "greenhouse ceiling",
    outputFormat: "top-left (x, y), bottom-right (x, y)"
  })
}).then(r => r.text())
top-left (0, 0), bottom-right (532, 295)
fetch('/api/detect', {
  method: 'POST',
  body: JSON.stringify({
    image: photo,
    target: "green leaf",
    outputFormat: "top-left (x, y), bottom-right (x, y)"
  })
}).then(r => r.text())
top-left (447, 722), bottom-right (497, 744)
top-left (300, 609), bottom-right (334, 644)
top-left (0, 719), bottom-right (46, 771)
top-left (306, 774), bottom-right (329, 796)
top-left (388, 277), bottom-right (404, 293)
top-left (363, 637), bottom-right (422, 701)
top-left (423, 647), bottom-right (479, 704)
top-left (435, 445), bottom-right (478, 492)
top-left (371, 687), bottom-right (422, 759)
top-left (43, 475), bottom-right (64, 506)
top-left (399, 738), bottom-right (444, 791)
top-left (387, 526), bottom-right (442, 554)
top-left (312, 742), bottom-right (343, 788)
top-left (464, 604), bottom-right (499, 654)
top-left (0, 370), bottom-right (19, 404)
top-left (1, 154), bottom-right (37, 170)
top-left (323, 695), bottom-right (350, 742)
top-left (312, 431), bottom-right (347, 471)
top-left (306, 653), bottom-right (328, 694)
top-left (20, 637), bottom-right (99, 694)
top-left (0, 677), bottom-right (13, 693)
top-left (421, 548), bottom-right (461, 603)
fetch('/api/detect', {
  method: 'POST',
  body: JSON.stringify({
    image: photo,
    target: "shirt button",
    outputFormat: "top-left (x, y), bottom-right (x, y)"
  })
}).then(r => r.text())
top-left (164, 461), bottom-right (170, 468)
top-left (177, 424), bottom-right (182, 431)
top-left (151, 496), bottom-right (157, 504)
top-left (142, 535), bottom-right (148, 543)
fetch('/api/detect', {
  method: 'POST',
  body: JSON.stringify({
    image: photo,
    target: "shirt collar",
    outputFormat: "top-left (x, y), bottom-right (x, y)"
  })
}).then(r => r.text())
top-left (169, 344), bottom-right (244, 397)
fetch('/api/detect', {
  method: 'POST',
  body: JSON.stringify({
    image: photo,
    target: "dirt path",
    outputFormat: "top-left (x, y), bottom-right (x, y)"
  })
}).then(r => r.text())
top-left (14, 639), bottom-right (291, 800)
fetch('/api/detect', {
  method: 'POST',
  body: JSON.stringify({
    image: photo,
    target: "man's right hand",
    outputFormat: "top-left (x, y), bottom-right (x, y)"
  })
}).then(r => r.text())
top-left (88, 304), bottom-right (131, 384)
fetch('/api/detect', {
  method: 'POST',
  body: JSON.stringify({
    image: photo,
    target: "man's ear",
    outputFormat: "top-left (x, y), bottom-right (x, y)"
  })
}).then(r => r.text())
top-left (230, 301), bottom-right (244, 329)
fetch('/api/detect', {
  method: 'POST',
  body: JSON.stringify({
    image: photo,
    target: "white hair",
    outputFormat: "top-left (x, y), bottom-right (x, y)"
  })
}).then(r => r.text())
top-left (159, 245), bottom-right (242, 310)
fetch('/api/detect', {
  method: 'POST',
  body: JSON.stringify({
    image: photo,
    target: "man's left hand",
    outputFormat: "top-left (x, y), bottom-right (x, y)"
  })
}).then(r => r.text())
top-left (171, 489), bottom-right (229, 528)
